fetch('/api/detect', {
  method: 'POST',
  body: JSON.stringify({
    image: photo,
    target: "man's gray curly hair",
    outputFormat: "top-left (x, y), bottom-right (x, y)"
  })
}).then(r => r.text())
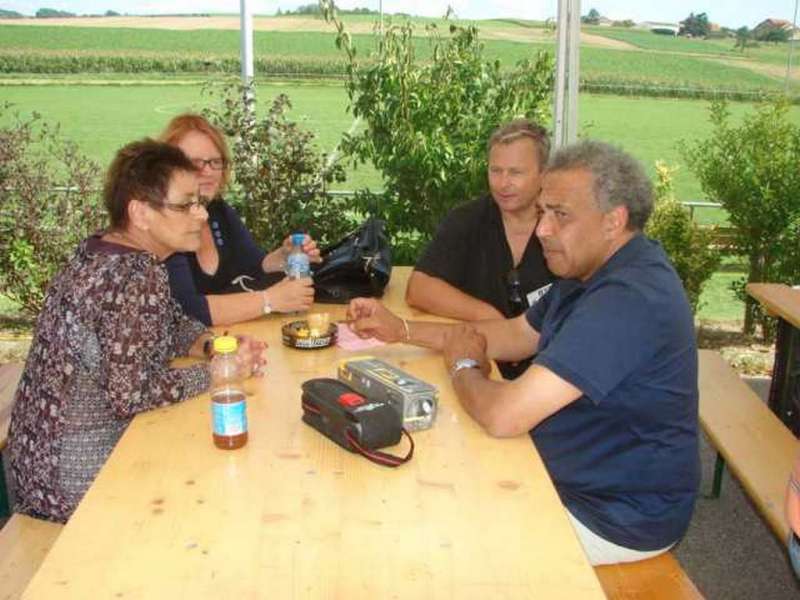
top-left (547, 140), bottom-right (653, 231)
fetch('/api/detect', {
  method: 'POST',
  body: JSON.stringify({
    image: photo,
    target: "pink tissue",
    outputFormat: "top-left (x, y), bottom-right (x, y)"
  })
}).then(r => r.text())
top-left (336, 323), bottom-right (385, 350)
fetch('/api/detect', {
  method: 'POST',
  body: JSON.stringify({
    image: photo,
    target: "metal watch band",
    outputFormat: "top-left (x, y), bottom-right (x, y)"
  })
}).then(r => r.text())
top-left (451, 358), bottom-right (480, 378)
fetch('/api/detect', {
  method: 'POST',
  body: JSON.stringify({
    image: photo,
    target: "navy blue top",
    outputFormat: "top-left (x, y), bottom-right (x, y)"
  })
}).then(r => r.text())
top-left (165, 199), bottom-right (273, 325)
top-left (526, 234), bottom-right (700, 551)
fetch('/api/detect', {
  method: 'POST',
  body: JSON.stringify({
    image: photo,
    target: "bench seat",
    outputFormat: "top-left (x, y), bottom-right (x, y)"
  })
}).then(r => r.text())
top-left (595, 552), bottom-right (703, 599)
top-left (0, 362), bottom-right (24, 519)
top-left (0, 513), bottom-right (62, 599)
top-left (697, 349), bottom-right (799, 544)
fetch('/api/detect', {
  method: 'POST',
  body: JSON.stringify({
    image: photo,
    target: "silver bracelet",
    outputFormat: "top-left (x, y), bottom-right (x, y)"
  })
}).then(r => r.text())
top-left (401, 318), bottom-right (411, 342)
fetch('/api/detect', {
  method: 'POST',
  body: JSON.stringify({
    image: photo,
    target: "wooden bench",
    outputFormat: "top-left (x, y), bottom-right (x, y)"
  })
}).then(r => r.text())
top-left (595, 552), bottom-right (704, 599)
top-left (698, 349), bottom-right (799, 544)
top-left (0, 362), bottom-right (24, 519)
top-left (0, 513), bottom-right (62, 599)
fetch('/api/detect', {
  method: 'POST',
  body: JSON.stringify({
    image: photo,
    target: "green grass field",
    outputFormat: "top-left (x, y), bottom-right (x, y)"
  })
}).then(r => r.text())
top-left (4, 83), bottom-right (798, 213)
top-left (0, 24), bottom-right (795, 94)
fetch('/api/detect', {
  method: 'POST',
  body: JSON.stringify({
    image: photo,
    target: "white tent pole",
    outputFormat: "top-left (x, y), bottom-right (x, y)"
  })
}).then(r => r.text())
top-left (553, 0), bottom-right (581, 149)
top-left (240, 0), bottom-right (255, 114)
top-left (786, 0), bottom-right (799, 93)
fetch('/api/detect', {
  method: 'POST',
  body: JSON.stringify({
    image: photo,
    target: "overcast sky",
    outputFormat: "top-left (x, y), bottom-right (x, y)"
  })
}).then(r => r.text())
top-left (1, 1), bottom-right (798, 29)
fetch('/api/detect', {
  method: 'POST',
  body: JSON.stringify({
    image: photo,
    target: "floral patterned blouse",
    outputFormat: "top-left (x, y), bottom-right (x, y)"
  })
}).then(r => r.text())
top-left (9, 234), bottom-right (211, 523)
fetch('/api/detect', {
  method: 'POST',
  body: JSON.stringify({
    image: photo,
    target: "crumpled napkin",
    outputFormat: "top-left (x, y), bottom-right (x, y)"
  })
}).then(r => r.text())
top-left (336, 322), bottom-right (385, 350)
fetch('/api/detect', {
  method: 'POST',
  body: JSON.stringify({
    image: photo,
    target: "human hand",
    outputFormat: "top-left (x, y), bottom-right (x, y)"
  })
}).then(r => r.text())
top-left (235, 334), bottom-right (268, 378)
top-left (281, 234), bottom-right (321, 264)
top-left (264, 277), bottom-right (315, 313)
top-left (346, 298), bottom-right (406, 343)
top-left (442, 324), bottom-right (491, 377)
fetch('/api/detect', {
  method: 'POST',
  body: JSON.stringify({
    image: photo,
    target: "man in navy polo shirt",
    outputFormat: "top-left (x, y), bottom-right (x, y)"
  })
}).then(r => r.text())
top-left (347, 140), bottom-right (700, 565)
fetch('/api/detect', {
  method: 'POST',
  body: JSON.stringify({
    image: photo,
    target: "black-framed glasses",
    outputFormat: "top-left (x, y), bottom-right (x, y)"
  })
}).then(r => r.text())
top-left (191, 157), bottom-right (226, 171)
top-left (160, 196), bottom-right (211, 214)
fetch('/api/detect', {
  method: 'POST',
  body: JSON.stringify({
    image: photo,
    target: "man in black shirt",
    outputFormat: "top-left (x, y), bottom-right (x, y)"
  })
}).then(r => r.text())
top-left (406, 119), bottom-right (553, 379)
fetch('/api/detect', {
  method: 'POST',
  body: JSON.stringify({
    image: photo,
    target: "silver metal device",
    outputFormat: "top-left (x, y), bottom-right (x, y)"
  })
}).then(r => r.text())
top-left (337, 357), bottom-right (438, 431)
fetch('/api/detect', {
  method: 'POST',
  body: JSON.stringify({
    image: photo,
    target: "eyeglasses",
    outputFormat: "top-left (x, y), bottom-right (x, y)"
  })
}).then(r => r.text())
top-left (160, 196), bottom-right (211, 214)
top-left (191, 157), bottom-right (226, 171)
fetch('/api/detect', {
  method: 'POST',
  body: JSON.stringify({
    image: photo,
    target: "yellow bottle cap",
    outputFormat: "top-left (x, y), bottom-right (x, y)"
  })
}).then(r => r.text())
top-left (213, 335), bottom-right (238, 354)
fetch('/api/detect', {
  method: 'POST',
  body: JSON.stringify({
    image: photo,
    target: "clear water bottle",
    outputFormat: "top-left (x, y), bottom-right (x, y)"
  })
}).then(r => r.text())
top-left (285, 232), bottom-right (311, 279)
top-left (209, 335), bottom-right (248, 450)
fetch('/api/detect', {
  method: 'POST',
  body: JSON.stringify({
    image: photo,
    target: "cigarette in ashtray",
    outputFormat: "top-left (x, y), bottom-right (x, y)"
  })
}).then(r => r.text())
top-left (307, 312), bottom-right (330, 337)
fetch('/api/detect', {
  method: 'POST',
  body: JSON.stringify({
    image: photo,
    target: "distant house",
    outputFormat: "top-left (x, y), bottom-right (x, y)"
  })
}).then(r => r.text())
top-left (635, 21), bottom-right (680, 36)
top-left (596, 16), bottom-right (614, 27)
top-left (754, 18), bottom-right (800, 40)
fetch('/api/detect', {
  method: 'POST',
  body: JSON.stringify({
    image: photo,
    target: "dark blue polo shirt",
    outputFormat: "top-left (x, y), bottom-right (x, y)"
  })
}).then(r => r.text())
top-left (526, 234), bottom-right (700, 551)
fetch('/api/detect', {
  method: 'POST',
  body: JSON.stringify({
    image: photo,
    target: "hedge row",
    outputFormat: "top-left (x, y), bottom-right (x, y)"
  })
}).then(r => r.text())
top-left (1, 50), bottom-right (794, 103)
top-left (0, 50), bottom-right (349, 77)
top-left (580, 78), bottom-right (794, 103)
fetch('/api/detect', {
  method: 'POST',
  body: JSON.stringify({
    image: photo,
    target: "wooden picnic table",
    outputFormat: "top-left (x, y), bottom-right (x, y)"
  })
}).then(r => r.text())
top-left (746, 282), bottom-right (800, 435)
top-left (22, 266), bottom-right (604, 599)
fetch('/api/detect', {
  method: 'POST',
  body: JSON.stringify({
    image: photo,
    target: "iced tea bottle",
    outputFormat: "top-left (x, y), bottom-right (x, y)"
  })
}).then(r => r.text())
top-left (210, 335), bottom-right (248, 449)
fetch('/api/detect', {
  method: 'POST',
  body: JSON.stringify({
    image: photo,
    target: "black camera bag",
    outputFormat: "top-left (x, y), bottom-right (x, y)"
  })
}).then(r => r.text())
top-left (301, 378), bottom-right (413, 467)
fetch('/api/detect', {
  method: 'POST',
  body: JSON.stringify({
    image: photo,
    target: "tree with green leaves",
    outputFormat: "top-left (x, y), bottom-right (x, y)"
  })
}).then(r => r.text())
top-left (201, 81), bottom-right (352, 252)
top-left (679, 12), bottom-right (710, 38)
top-left (644, 162), bottom-right (719, 313)
top-left (319, 1), bottom-right (554, 263)
top-left (0, 107), bottom-right (103, 314)
top-left (757, 26), bottom-right (790, 44)
top-left (734, 26), bottom-right (752, 52)
top-left (682, 99), bottom-right (800, 336)
top-left (582, 8), bottom-right (601, 25)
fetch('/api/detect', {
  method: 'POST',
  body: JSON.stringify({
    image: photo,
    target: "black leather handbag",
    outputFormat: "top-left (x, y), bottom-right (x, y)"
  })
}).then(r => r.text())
top-left (312, 217), bottom-right (392, 304)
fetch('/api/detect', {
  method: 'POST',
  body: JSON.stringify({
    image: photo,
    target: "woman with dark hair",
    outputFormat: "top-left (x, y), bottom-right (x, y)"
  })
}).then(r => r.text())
top-left (8, 139), bottom-right (266, 523)
top-left (160, 113), bottom-right (317, 326)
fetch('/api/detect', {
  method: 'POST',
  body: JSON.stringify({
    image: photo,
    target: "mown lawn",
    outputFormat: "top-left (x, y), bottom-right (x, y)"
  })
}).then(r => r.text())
top-left (3, 82), bottom-right (800, 209)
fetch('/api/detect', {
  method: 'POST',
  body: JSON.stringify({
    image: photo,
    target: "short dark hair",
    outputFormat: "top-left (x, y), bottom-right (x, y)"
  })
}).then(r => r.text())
top-left (547, 140), bottom-right (653, 231)
top-left (104, 138), bottom-right (196, 228)
top-left (487, 119), bottom-right (550, 171)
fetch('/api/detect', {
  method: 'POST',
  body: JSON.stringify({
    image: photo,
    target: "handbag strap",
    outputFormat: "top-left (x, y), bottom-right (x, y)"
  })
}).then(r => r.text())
top-left (345, 428), bottom-right (415, 468)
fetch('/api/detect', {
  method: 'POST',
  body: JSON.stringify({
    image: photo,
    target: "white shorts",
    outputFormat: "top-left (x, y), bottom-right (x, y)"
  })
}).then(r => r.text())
top-left (567, 511), bottom-right (675, 566)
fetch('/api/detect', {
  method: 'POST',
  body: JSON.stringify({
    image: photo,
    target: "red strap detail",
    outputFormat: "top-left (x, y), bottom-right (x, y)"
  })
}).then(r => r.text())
top-left (345, 428), bottom-right (415, 468)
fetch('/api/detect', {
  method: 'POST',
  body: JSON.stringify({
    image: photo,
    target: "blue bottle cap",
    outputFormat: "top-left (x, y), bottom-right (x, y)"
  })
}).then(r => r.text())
top-left (291, 233), bottom-right (305, 246)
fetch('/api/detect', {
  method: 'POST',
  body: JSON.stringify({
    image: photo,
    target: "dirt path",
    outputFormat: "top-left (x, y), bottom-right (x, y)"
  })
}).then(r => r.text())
top-left (707, 56), bottom-right (800, 82)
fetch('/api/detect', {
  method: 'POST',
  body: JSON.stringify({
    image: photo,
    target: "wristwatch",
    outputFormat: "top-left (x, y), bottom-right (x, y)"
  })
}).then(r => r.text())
top-left (451, 357), bottom-right (480, 378)
top-left (261, 290), bottom-right (272, 315)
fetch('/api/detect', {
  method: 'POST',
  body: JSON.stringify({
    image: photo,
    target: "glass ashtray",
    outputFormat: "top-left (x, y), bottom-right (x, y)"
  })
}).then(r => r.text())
top-left (281, 318), bottom-right (337, 349)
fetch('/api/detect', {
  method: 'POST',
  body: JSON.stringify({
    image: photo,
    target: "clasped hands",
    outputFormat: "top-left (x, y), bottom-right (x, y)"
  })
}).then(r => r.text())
top-left (346, 298), bottom-right (491, 377)
top-left (233, 334), bottom-right (268, 378)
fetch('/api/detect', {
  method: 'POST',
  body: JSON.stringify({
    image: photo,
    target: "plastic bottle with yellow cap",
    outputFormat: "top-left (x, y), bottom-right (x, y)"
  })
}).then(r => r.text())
top-left (209, 335), bottom-right (248, 449)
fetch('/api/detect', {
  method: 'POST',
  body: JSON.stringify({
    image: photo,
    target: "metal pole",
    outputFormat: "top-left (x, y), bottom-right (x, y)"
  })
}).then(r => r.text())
top-left (553, 0), bottom-right (581, 149)
top-left (786, 0), bottom-right (799, 94)
top-left (240, 0), bottom-right (255, 114)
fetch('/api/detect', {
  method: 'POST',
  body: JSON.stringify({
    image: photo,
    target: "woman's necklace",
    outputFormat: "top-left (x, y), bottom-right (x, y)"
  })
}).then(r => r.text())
top-left (105, 229), bottom-right (144, 251)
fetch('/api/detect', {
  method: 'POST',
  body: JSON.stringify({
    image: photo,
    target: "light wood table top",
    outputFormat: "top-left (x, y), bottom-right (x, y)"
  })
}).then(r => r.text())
top-left (23, 267), bottom-right (604, 599)
top-left (746, 283), bottom-right (800, 329)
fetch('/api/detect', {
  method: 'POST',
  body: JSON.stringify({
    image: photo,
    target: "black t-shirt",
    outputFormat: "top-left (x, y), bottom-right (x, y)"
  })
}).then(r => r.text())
top-left (414, 195), bottom-right (553, 379)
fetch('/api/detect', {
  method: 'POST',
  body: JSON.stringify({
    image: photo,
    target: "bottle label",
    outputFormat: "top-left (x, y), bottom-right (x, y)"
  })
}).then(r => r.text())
top-left (286, 252), bottom-right (311, 278)
top-left (212, 396), bottom-right (248, 436)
